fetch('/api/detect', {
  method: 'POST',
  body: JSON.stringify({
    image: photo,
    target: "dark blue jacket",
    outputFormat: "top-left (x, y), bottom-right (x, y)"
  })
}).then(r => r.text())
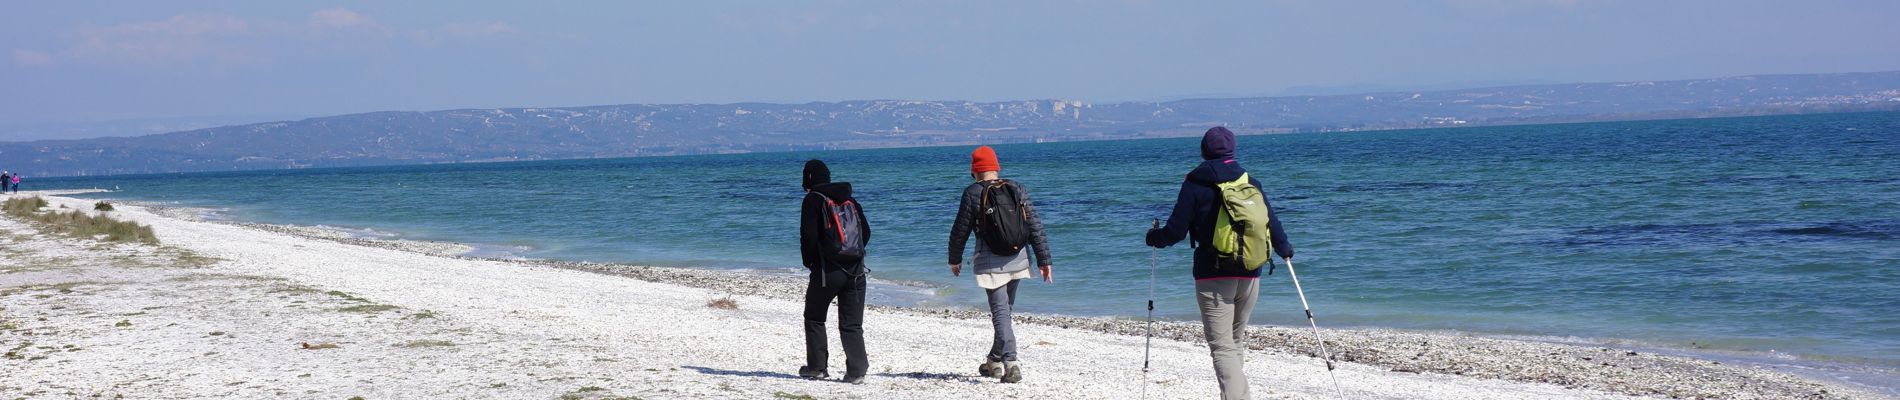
top-left (1145, 158), bottom-right (1294, 280)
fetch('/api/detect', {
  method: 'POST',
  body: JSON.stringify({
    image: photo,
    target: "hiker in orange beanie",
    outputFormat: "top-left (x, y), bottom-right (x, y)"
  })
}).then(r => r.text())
top-left (971, 145), bottom-right (1001, 175)
top-left (948, 145), bottom-right (1054, 383)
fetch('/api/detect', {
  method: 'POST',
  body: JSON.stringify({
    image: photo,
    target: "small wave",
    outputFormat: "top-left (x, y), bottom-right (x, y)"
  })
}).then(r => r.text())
top-left (310, 224), bottom-right (397, 239)
top-left (1553, 219), bottom-right (1900, 248)
top-left (462, 243), bottom-right (535, 259)
top-left (1774, 226), bottom-right (1847, 235)
top-left (1331, 181), bottom-right (1478, 193)
top-left (1770, 221), bottom-right (1900, 240)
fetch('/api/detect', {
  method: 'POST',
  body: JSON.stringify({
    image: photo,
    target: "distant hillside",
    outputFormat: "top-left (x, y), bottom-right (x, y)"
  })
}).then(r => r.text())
top-left (6, 71), bottom-right (1900, 177)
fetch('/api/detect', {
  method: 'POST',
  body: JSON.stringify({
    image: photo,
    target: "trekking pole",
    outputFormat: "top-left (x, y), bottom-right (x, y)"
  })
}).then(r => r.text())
top-left (1283, 258), bottom-right (1346, 398)
top-left (1142, 218), bottom-right (1159, 399)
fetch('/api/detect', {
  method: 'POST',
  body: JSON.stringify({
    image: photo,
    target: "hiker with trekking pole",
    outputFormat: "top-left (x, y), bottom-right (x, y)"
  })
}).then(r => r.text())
top-left (1145, 126), bottom-right (1318, 400)
top-left (946, 145), bottom-right (1054, 384)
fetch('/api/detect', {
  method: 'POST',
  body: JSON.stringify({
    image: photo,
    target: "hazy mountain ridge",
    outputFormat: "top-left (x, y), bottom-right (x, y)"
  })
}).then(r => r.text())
top-left (7, 71), bottom-right (1899, 177)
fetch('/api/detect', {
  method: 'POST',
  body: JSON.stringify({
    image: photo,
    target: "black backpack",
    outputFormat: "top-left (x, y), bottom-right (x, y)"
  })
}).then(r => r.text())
top-left (976, 180), bottom-right (1030, 256)
top-left (813, 192), bottom-right (866, 264)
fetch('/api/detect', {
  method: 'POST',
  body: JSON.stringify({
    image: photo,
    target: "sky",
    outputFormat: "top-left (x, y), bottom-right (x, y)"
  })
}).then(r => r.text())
top-left (3, 0), bottom-right (1899, 133)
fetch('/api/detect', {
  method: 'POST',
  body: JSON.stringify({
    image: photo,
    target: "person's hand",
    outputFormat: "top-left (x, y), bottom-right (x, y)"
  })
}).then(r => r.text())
top-left (1039, 265), bottom-right (1054, 283)
top-left (1144, 228), bottom-right (1167, 248)
top-left (949, 263), bottom-right (961, 277)
top-left (1146, 218), bottom-right (1164, 248)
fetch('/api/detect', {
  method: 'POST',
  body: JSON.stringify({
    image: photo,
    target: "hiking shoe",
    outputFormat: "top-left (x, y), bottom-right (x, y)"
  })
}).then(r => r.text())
top-left (1001, 361), bottom-right (1022, 383)
top-left (842, 374), bottom-right (866, 385)
top-left (798, 366), bottom-right (830, 380)
top-left (978, 360), bottom-right (1005, 378)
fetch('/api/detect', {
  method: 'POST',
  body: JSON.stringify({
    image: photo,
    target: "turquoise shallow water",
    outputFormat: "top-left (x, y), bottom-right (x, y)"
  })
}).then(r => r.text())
top-left (39, 112), bottom-right (1900, 372)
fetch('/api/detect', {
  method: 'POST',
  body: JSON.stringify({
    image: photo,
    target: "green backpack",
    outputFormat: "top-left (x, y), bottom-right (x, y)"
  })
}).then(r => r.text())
top-left (1210, 173), bottom-right (1273, 270)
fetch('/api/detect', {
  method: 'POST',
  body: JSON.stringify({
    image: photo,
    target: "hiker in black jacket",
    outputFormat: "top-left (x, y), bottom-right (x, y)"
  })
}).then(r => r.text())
top-left (1145, 126), bottom-right (1294, 400)
top-left (798, 159), bottom-right (871, 384)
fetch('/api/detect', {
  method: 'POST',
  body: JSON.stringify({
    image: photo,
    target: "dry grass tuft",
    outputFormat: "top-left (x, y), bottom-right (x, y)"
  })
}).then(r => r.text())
top-left (300, 342), bottom-right (340, 350)
top-left (4, 197), bottom-right (157, 244)
top-left (337, 304), bottom-right (398, 313)
top-left (397, 339), bottom-right (455, 348)
top-left (3, 196), bottom-right (46, 214)
top-left (706, 296), bottom-right (738, 310)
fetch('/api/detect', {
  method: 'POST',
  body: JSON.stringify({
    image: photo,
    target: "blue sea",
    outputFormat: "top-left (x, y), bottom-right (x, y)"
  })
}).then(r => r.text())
top-left (40, 112), bottom-right (1900, 384)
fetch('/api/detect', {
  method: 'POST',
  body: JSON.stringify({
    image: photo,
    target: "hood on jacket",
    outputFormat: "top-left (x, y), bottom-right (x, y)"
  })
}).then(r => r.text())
top-left (808, 181), bottom-right (854, 202)
top-left (802, 159), bottom-right (832, 190)
top-left (1186, 158), bottom-right (1248, 186)
top-left (1200, 126), bottom-right (1236, 160)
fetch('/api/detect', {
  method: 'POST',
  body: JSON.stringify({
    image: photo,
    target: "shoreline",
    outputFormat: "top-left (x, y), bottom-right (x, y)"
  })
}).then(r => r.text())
top-left (272, 234), bottom-right (1900, 398)
top-left (3, 192), bottom-right (1884, 398)
top-left (127, 194), bottom-right (1900, 394)
top-left (28, 191), bottom-right (1879, 398)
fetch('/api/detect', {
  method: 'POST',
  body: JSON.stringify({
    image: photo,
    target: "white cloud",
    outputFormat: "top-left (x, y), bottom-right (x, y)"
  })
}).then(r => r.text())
top-left (1442, 0), bottom-right (1586, 11)
top-left (441, 21), bottom-right (518, 37)
top-left (715, 10), bottom-right (834, 35)
top-left (410, 21), bottom-right (520, 46)
top-left (69, 14), bottom-right (261, 68)
top-left (307, 8), bottom-right (373, 29)
top-left (55, 9), bottom-right (516, 69)
top-left (93, 14), bottom-right (251, 36)
top-left (11, 49), bottom-right (56, 68)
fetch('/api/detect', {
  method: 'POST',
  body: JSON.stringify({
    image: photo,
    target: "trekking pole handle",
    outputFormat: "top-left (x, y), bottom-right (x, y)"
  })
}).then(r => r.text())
top-left (1152, 218), bottom-right (1160, 229)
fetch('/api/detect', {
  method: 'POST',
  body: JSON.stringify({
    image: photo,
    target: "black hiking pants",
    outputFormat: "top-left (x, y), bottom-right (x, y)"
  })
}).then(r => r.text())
top-left (803, 267), bottom-right (868, 377)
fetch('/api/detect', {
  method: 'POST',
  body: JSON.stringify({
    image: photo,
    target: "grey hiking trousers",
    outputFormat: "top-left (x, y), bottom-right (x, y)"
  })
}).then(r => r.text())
top-left (1196, 278), bottom-right (1260, 400)
top-left (986, 279), bottom-right (1022, 362)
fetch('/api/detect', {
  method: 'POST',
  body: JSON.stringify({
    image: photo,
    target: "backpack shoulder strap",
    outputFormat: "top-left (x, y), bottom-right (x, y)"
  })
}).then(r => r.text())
top-left (1215, 173), bottom-right (1253, 190)
top-left (995, 179), bottom-right (1022, 197)
top-left (979, 179), bottom-right (1011, 204)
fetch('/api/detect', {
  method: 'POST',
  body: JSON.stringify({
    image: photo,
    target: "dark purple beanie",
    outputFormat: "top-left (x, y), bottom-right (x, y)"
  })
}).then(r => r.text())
top-left (1200, 126), bottom-right (1236, 160)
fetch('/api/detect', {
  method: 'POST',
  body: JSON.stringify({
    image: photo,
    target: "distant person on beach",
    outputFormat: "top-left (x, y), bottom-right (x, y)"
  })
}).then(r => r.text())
top-left (798, 159), bottom-right (871, 384)
top-left (10, 174), bottom-right (18, 193)
top-left (946, 145), bottom-right (1053, 383)
top-left (1146, 126), bottom-right (1295, 400)
top-left (1, 171), bottom-right (9, 194)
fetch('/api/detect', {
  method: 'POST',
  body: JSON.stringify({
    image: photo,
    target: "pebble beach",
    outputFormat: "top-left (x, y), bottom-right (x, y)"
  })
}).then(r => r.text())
top-left (0, 191), bottom-right (1885, 399)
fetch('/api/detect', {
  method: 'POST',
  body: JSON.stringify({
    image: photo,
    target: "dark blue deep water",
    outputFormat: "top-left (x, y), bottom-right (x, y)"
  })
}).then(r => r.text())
top-left (40, 112), bottom-right (1900, 373)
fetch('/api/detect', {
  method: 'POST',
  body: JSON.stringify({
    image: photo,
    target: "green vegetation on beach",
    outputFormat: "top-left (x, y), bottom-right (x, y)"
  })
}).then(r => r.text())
top-left (4, 197), bottom-right (157, 244)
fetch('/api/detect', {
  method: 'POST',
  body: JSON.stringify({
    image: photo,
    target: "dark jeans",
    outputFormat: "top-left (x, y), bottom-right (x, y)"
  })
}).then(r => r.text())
top-left (804, 267), bottom-right (868, 377)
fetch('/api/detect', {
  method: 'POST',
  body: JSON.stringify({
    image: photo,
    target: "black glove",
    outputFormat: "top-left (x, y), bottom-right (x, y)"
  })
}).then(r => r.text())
top-left (1144, 228), bottom-right (1168, 248)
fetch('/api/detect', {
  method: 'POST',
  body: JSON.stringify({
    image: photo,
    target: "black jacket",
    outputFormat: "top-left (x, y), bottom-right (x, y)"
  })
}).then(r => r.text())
top-left (800, 182), bottom-right (871, 272)
top-left (947, 179), bottom-right (1053, 267)
top-left (1145, 158), bottom-right (1294, 280)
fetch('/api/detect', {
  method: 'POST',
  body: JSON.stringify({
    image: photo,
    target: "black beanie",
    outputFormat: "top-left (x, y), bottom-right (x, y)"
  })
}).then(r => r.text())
top-left (802, 159), bottom-right (831, 189)
top-left (1201, 126), bottom-right (1236, 160)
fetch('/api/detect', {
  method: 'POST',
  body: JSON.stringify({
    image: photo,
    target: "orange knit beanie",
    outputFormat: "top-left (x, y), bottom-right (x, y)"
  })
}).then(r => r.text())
top-left (970, 146), bottom-right (1000, 174)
